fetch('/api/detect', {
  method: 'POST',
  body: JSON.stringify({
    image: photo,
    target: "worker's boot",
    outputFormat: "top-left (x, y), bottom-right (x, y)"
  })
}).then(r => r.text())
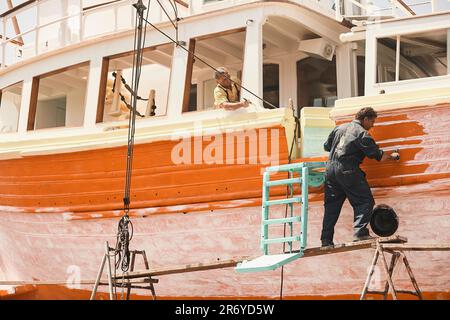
top-left (353, 235), bottom-right (376, 242)
top-left (321, 240), bottom-right (334, 247)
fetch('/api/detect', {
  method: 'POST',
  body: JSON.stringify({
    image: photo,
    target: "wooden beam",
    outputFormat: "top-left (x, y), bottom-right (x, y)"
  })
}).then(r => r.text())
top-left (263, 24), bottom-right (298, 52)
top-left (298, 235), bottom-right (408, 258)
top-left (267, 16), bottom-right (313, 43)
top-left (27, 77), bottom-right (40, 131)
top-left (0, 257), bottom-right (249, 286)
top-left (192, 55), bottom-right (220, 71)
top-left (194, 43), bottom-right (228, 65)
top-left (153, 48), bottom-right (173, 58)
top-left (195, 27), bottom-right (246, 42)
top-left (96, 57), bottom-right (110, 123)
top-left (173, 0), bottom-right (189, 8)
top-left (107, 46), bottom-right (158, 61)
top-left (144, 51), bottom-right (172, 68)
top-left (83, 0), bottom-right (121, 12)
top-left (57, 72), bottom-right (89, 87)
top-left (265, 19), bottom-right (301, 43)
top-left (5, 237), bottom-right (440, 287)
top-left (200, 38), bottom-right (243, 61)
top-left (392, 0), bottom-right (416, 16)
top-left (115, 257), bottom-right (251, 280)
top-left (182, 38), bottom-right (195, 113)
top-left (111, 236), bottom-right (409, 280)
top-left (110, 58), bottom-right (133, 70)
top-left (377, 244), bottom-right (450, 251)
top-left (157, 44), bottom-right (174, 56)
top-left (39, 77), bottom-right (74, 93)
top-left (39, 61), bottom-right (90, 79)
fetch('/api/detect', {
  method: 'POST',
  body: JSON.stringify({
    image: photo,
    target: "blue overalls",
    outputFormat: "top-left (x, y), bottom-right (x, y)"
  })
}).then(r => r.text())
top-left (320, 120), bottom-right (384, 243)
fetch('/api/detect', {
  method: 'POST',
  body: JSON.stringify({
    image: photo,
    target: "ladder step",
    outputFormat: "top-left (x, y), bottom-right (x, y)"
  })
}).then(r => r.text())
top-left (262, 236), bottom-right (300, 245)
top-left (265, 161), bottom-right (326, 172)
top-left (263, 216), bottom-right (301, 225)
top-left (397, 290), bottom-right (420, 296)
top-left (265, 197), bottom-right (302, 206)
top-left (266, 178), bottom-right (301, 187)
top-left (366, 290), bottom-right (386, 295)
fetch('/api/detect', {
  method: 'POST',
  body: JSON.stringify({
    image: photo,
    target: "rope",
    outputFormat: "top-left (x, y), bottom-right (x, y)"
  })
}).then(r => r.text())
top-left (114, 0), bottom-right (150, 281)
top-left (112, 71), bottom-right (150, 101)
top-left (110, 0), bottom-right (285, 296)
top-left (156, 0), bottom-right (178, 31)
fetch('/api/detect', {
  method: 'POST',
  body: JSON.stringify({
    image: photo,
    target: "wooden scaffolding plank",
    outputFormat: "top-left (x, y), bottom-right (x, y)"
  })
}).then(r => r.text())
top-left (0, 236), bottom-right (411, 286)
top-left (376, 244), bottom-right (450, 251)
top-left (300, 235), bottom-right (407, 258)
top-left (115, 257), bottom-right (251, 280)
top-left (115, 236), bottom-right (407, 280)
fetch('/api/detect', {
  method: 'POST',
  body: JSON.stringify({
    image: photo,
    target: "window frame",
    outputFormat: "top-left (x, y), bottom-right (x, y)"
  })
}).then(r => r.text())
top-left (0, 80), bottom-right (24, 134)
top-left (375, 28), bottom-right (449, 85)
top-left (182, 27), bottom-right (246, 113)
top-left (27, 61), bottom-right (90, 131)
top-left (96, 42), bottom-right (175, 123)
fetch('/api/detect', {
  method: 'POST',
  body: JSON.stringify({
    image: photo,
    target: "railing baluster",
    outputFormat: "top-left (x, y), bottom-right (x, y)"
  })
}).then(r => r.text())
top-left (1, 18), bottom-right (5, 68)
top-left (79, 0), bottom-right (83, 42)
top-left (35, 1), bottom-right (39, 57)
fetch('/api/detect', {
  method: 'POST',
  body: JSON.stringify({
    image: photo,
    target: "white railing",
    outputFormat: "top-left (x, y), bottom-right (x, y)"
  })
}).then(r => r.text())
top-left (334, 0), bottom-right (439, 21)
top-left (1, 0), bottom-right (444, 68)
top-left (0, 0), bottom-right (189, 69)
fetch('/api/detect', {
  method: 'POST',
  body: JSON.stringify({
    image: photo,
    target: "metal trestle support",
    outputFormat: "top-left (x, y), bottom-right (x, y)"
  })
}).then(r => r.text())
top-left (90, 241), bottom-right (158, 300)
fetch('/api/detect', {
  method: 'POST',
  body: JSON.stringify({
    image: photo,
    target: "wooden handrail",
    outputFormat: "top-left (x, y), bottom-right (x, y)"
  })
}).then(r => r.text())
top-left (174, 0), bottom-right (189, 8)
top-left (83, 0), bottom-right (123, 11)
top-left (83, 0), bottom-right (189, 11)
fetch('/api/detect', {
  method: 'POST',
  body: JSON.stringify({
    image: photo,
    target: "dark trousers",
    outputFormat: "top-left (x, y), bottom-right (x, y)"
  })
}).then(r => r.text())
top-left (320, 161), bottom-right (375, 242)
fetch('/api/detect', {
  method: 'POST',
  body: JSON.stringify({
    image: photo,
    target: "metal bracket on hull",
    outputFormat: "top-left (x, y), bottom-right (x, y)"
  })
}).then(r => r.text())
top-left (235, 161), bottom-right (325, 273)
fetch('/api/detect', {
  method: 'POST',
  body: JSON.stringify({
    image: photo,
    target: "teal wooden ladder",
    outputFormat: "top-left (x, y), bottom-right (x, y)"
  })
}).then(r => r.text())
top-left (235, 161), bottom-right (325, 273)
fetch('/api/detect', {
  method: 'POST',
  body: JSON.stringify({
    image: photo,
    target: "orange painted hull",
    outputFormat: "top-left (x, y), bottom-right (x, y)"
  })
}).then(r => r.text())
top-left (0, 104), bottom-right (449, 299)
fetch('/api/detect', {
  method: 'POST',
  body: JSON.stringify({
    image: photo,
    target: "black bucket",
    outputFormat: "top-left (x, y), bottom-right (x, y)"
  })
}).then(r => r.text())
top-left (370, 204), bottom-right (399, 237)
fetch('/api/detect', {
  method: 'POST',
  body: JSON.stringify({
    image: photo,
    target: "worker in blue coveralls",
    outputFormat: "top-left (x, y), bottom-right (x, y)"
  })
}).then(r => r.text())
top-left (320, 107), bottom-right (399, 247)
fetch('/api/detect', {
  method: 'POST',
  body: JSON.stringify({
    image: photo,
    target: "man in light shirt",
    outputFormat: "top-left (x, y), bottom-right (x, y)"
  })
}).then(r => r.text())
top-left (213, 67), bottom-right (249, 110)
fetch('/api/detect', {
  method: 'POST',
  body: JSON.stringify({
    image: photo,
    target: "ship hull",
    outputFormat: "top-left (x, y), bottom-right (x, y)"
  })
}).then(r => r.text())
top-left (0, 104), bottom-right (449, 299)
top-left (0, 181), bottom-right (449, 299)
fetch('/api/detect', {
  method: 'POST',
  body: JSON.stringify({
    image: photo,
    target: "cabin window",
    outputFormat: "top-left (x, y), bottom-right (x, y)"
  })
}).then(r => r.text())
top-left (399, 29), bottom-right (448, 80)
top-left (376, 36), bottom-right (398, 83)
top-left (356, 40), bottom-right (366, 97)
top-left (296, 57), bottom-right (337, 108)
top-left (263, 63), bottom-right (280, 109)
top-left (182, 28), bottom-right (246, 112)
top-left (97, 43), bottom-right (174, 123)
top-left (0, 82), bottom-right (23, 133)
top-left (376, 29), bottom-right (448, 83)
top-left (28, 62), bottom-right (89, 130)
